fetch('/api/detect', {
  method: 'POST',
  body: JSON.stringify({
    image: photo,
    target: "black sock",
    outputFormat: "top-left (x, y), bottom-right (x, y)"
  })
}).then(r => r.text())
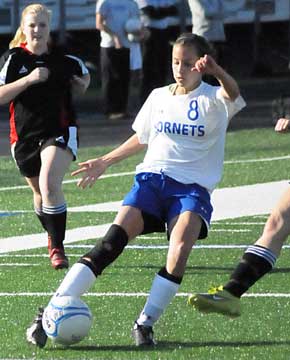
top-left (35, 210), bottom-right (48, 232)
top-left (224, 245), bottom-right (276, 298)
top-left (158, 266), bottom-right (183, 285)
top-left (42, 204), bottom-right (67, 249)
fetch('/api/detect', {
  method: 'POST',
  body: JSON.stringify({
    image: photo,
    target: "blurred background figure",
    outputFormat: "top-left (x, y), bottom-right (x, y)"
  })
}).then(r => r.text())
top-left (136, 0), bottom-right (179, 104)
top-left (96, 0), bottom-right (141, 120)
top-left (187, 0), bottom-right (226, 84)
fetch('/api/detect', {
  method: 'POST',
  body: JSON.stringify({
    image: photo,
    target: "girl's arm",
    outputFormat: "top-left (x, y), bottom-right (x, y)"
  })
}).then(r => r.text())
top-left (195, 54), bottom-right (240, 101)
top-left (0, 67), bottom-right (49, 105)
top-left (71, 134), bottom-right (146, 188)
top-left (70, 73), bottom-right (90, 96)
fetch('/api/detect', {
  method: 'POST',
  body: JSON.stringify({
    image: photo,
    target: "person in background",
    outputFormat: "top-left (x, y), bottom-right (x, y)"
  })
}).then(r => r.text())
top-left (26, 32), bottom-right (245, 348)
top-left (136, 0), bottom-right (179, 104)
top-left (0, 3), bottom-right (90, 269)
top-left (189, 118), bottom-right (290, 317)
top-left (96, 0), bottom-right (141, 120)
top-left (167, 0), bottom-right (183, 44)
top-left (187, 0), bottom-right (226, 84)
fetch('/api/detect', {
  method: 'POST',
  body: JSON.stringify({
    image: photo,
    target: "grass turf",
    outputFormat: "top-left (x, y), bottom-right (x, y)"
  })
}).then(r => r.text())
top-left (0, 127), bottom-right (290, 359)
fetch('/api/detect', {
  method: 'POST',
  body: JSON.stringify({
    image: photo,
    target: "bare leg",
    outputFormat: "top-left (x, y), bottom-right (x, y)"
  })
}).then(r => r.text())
top-left (255, 187), bottom-right (290, 256)
top-left (166, 211), bottom-right (202, 277)
top-left (135, 211), bottom-right (202, 331)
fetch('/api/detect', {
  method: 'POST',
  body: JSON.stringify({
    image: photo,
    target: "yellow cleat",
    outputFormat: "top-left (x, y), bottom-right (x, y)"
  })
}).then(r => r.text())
top-left (188, 286), bottom-right (241, 317)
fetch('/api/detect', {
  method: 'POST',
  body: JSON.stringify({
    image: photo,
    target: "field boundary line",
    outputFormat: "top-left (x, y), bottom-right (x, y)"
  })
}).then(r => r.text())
top-left (0, 171), bottom-right (135, 191)
top-left (224, 154), bottom-right (290, 164)
top-left (1, 180), bottom-right (289, 253)
top-left (1, 154), bottom-right (290, 191)
top-left (0, 292), bottom-right (290, 298)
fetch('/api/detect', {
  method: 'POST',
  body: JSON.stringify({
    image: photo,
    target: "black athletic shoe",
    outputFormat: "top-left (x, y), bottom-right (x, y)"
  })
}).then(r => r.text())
top-left (26, 307), bottom-right (47, 348)
top-left (132, 321), bottom-right (156, 346)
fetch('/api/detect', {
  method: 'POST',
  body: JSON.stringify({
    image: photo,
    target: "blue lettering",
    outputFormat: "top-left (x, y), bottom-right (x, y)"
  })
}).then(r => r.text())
top-left (172, 123), bottom-right (181, 134)
top-left (198, 125), bottom-right (205, 136)
top-left (164, 122), bottom-right (171, 133)
top-left (187, 100), bottom-right (199, 121)
top-left (189, 125), bottom-right (197, 136)
top-left (182, 124), bottom-right (189, 135)
top-left (155, 121), bottom-right (163, 132)
top-left (155, 121), bottom-right (205, 137)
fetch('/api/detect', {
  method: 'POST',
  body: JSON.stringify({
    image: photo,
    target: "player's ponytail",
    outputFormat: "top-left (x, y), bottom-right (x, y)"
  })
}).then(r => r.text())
top-left (9, 27), bottom-right (25, 48)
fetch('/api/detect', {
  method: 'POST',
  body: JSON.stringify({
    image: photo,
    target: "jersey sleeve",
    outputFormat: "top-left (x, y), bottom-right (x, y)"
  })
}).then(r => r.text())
top-left (216, 87), bottom-right (246, 122)
top-left (65, 55), bottom-right (89, 76)
top-left (0, 49), bottom-right (13, 85)
top-left (132, 90), bottom-right (155, 144)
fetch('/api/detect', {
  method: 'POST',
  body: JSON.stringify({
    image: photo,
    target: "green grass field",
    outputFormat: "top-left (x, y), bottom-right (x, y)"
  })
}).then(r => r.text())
top-left (1, 127), bottom-right (290, 359)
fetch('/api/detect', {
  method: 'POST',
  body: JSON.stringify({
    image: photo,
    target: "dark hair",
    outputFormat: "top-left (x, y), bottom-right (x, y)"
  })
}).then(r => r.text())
top-left (174, 33), bottom-right (214, 58)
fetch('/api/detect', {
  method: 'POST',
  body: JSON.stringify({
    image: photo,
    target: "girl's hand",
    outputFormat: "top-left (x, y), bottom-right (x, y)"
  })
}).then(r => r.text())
top-left (195, 54), bottom-right (219, 75)
top-left (113, 35), bottom-right (122, 49)
top-left (275, 118), bottom-right (290, 133)
top-left (70, 74), bottom-right (90, 95)
top-left (27, 67), bottom-right (49, 85)
top-left (71, 158), bottom-right (108, 189)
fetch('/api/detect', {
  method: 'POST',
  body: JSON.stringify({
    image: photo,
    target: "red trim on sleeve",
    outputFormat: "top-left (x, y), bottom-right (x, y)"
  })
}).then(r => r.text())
top-left (9, 102), bottom-right (18, 144)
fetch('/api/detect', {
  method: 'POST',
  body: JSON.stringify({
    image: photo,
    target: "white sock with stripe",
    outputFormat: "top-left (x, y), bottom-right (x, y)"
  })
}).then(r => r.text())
top-left (136, 274), bottom-right (180, 327)
top-left (52, 263), bottom-right (96, 300)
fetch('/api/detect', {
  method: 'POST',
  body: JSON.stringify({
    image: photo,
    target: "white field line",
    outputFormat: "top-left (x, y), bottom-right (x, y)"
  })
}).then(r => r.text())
top-left (0, 171), bottom-right (135, 191)
top-left (0, 292), bottom-right (289, 298)
top-left (0, 263), bottom-right (38, 266)
top-left (0, 224), bottom-right (111, 254)
top-left (224, 155), bottom-right (290, 164)
top-left (65, 244), bottom-right (290, 249)
top-left (0, 244), bottom-right (249, 253)
top-left (2, 244), bottom-right (290, 258)
top-left (212, 222), bottom-right (265, 225)
top-left (211, 229), bottom-right (251, 232)
top-left (1, 180), bottom-right (289, 253)
top-left (0, 215), bottom-right (268, 225)
top-left (3, 179), bottom-right (289, 216)
top-left (252, 215), bottom-right (269, 218)
top-left (0, 154), bottom-right (290, 192)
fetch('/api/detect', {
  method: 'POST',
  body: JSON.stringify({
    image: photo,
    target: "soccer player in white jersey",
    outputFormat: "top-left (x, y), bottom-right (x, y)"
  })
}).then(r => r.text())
top-left (26, 33), bottom-right (245, 348)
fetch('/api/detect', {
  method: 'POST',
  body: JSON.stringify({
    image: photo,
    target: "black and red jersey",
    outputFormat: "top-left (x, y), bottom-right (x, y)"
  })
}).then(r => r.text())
top-left (0, 44), bottom-right (89, 144)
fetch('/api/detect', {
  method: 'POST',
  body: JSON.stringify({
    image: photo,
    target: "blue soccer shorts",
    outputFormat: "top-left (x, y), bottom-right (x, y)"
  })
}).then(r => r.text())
top-left (122, 172), bottom-right (213, 239)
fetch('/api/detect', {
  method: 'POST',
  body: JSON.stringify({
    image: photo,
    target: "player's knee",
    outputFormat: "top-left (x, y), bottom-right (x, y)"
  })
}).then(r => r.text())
top-left (78, 224), bottom-right (128, 277)
top-left (40, 176), bottom-right (63, 202)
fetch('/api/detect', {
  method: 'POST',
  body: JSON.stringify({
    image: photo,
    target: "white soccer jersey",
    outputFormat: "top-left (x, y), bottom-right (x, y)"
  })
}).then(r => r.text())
top-left (132, 81), bottom-right (246, 192)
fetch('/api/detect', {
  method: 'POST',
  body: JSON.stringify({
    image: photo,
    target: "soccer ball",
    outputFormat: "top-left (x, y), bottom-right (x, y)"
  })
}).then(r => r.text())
top-left (125, 18), bottom-right (142, 33)
top-left (42, 295), bottom-right (93, 345)
top-left (127, 33), bottom-right (143, 42)
top-left (125, 18), bottom-right (143, 42)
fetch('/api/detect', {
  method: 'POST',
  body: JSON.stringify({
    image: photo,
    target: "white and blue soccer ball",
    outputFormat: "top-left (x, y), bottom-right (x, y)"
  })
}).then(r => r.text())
top-left (42, 295), bottom-right (93, 345)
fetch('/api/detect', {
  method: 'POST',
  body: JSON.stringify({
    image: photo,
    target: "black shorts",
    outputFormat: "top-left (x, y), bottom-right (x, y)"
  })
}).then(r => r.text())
top-left (12, 127), bottom-right (79, 178)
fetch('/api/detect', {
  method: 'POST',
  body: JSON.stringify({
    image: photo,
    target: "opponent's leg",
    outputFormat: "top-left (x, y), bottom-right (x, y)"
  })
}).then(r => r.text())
top-left (188, 188), bottom-right (290, 316)
top-left (39, 145), bottom-right (72, 269)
